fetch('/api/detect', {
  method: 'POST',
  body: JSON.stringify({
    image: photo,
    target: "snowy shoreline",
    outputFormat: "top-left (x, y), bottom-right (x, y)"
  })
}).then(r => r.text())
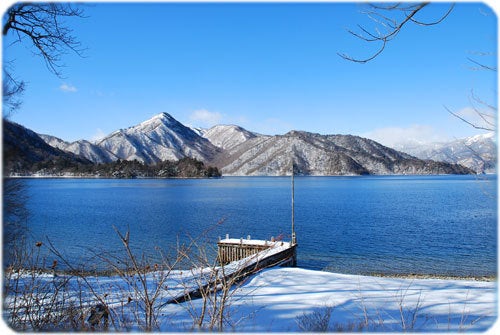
top-left (357, 272), bottom-right (496, 282)
top-left (29, 266), bottom-right (497, 282)
top-left (4, 266), bottom-right (497, 332)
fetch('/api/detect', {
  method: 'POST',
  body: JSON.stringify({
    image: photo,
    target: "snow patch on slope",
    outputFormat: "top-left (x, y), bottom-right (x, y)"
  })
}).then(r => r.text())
top-left (203, 124), bottom-right (259, 150)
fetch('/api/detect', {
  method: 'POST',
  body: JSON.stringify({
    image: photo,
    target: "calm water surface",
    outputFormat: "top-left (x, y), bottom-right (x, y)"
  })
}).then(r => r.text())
top-left (11, 175), bottom-right (498, 277)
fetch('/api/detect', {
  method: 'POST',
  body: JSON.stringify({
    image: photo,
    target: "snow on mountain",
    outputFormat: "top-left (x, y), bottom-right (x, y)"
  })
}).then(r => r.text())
top-left (186, 125), bottom-right (206, 137)
top-left (95, 112), bottom-right (220, 164)
top-left (39, 134), bottom-right (118, 163)
top-left (64, 140), bottom-right (119, 163)
top-left (38, 134), bottom-right (69, 151)
top-left (3, 120), bottom-right (92, 174)
top-left (464, 132), bottom-right (495, 146)
top-left (202, 124), bottom-right (259, 150)
top-left (34, 112), bottom-right (480, 176)
top-left (395, 132), bottom-right (496, 174)
top-left (214, 130), bottom-right (472, 176)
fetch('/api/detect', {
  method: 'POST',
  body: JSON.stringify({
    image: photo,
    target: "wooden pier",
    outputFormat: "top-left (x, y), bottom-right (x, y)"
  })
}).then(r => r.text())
top-left (167, 236), bottom-right (297, 304)
top-left (217, 234), bottom-right (296, 265)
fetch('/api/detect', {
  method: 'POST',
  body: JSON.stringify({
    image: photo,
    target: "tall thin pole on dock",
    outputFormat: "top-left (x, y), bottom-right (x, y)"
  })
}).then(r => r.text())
top-left (291, 148), bottom-right (296, 246)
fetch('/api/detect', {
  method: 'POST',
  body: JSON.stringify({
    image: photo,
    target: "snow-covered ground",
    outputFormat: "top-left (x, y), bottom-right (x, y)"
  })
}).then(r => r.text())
top-left (3, 266), bottom-right (497, 332)
top-left (223, 268), bottom-right (497, 332)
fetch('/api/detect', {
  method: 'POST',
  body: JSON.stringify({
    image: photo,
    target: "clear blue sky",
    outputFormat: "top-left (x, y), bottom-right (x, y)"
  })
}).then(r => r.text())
top-left (2, 1), bottom-right (497, 146)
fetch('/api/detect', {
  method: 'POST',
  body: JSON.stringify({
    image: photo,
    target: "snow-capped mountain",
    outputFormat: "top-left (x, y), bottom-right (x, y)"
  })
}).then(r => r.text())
top-left (3, 120), bottom-right (92, 174)
top-left (395, 132), bottom-right (496, 174)
top-left (213, 130), bottom-right (472, 176)
top-left (30, 112), bottom-right (477, 176)
top-left (38, 133), bottom-right (69, 151)
top-left (39, 134), bottom-right (118, 163)
top-left (202, 125), bottom-right (260, 150)
top-left (95, 113), bottom-right (220, 164)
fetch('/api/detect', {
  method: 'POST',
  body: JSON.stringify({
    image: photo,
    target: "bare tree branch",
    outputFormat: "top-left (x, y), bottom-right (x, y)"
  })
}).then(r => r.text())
top-left (444, 105), bottom-right (495, 132)
top-left (466, 57), bottom-right (497, 72)
top-left (2, 65), bottom-right (25, 116)
top-left (470, 89), bottom-right (497, 113)
top-left (408, 3), bottom-right (454, 26)
top-left (3, 3), bottom-right (86, 77)
top-left (338, 2), bottom-right (454, 63)
top-left (2, 3), bottom-right (86, 117)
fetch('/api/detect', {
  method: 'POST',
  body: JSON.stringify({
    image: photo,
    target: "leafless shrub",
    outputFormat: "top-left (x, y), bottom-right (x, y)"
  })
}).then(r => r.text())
top-left (394, 283), bottom-right (425, 331)
top-left (296, 305), bottom-right (334, 332)
top-left (3, 241), bottom-right (89, 331)
top-left (3, 217), bottom-right (231, 331)
top-left (175, 238), bottom-right (255, 331)
top-left (88, 225), bottom-right (185, 331)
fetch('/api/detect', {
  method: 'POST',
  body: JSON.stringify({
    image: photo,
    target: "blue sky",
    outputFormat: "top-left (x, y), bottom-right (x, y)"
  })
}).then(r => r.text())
top-left (2, 1), bottom-right (497, 146)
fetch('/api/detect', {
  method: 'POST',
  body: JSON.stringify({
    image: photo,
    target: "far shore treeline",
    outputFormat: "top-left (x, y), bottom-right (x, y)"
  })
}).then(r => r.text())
top-left (3, 118), bottom-right (221, 178)
top-left (5, 157), bottom-right (222, 179)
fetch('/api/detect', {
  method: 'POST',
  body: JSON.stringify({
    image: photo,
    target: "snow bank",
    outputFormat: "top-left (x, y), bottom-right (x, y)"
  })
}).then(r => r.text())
top-left (221, 267), bottom-right (497, 332)
top-left (3, 267), bottom-right (497, 332)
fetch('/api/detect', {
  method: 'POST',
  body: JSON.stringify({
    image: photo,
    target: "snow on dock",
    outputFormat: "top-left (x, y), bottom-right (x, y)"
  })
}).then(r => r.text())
top-left (217, 234), bottom-right (296, 265)
top-left (167, 235), bottom-right (297, 304)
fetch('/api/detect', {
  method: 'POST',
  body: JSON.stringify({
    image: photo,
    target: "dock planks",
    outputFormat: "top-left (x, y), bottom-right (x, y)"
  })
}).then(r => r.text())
top-left (167, 237), bottom-right (297, 304)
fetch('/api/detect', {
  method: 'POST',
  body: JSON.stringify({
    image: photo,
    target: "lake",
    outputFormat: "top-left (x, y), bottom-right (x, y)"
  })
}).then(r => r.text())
top-left (6, 175), bottom-right (497, 277)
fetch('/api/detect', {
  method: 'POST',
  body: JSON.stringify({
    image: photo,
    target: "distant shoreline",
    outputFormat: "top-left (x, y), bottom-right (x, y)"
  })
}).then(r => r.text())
top-left (5, 172), bottom-right (494, 179)
top-left (11, 266), bottom-right (496, 282)
top-left (364, 272), bottom-right (496, 282)
top-left (4, 175), bottom-right (223, 179)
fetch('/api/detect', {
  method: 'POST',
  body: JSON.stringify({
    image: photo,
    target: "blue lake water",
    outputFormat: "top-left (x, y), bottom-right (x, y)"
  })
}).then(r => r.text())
top-left (11, 175), bottom-right (498, 277)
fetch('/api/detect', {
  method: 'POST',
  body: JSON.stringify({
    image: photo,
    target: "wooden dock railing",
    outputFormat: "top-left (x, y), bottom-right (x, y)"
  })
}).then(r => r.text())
top-left (217, 235), bottom-right (282, 265)
top-left (167, 236), bottom-right (297, 304)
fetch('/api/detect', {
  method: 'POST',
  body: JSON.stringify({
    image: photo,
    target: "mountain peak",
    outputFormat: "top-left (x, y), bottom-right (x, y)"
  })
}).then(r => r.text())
top-left (134, 112), bottom-right (184, 132)
top-left (154, 112), bottom-right (174, 120)
top-left (147, 112), bottom-right (177, 125)
top-left (93, 112), bottom-right (218, 164)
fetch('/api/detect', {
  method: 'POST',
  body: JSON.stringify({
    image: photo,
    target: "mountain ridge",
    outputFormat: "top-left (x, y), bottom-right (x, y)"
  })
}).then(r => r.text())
top-left (3, 119), bottom-right (93, 175)
top-left (38, 134), bottom-right (118, 163)
top-left (394, 132), bottom-right (496, 174)
top-left (6, 112), bottom-right (481, 176)
top-left (213, 130), bottom-right (472, 176)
